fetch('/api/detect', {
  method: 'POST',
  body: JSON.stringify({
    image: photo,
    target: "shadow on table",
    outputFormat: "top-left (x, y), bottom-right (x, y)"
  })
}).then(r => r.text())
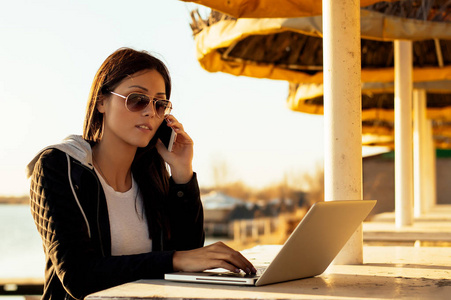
top-left (136, 271), bottom-right (451, 299)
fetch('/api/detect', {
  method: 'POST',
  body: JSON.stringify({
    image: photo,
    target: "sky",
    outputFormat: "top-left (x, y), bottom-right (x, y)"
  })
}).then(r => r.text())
top-left (0, 0), bottom-right (330, 196)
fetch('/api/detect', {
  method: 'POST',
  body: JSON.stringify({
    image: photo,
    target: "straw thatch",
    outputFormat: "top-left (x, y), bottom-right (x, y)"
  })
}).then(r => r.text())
top-left (295, 86), bottom-right (451, 148)
top-left (209, 32), bottom-right (449, 71)
top-left (190, 6), bottom-right (450, 73)
top-left (187, 0), bottom-right (451, 148)
top-left (365, 0), bottom-right (451, 22)
top-left (190, 0), bottom-right (451, 33)
top-left (183, 0), bottom-right (446, 19)
top-left (300, 90), bottom-right (451, 110)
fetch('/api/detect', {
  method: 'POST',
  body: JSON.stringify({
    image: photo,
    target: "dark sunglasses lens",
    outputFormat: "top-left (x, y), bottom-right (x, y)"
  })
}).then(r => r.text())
top-left (155, 100), bottom-right (170, 117)
top-left (126, 94), bottom-right (150, 112)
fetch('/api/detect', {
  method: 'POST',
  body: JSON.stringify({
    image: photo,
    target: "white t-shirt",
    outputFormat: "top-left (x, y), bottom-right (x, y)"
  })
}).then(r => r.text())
top-left (94, 168), bottom-right (152, 255)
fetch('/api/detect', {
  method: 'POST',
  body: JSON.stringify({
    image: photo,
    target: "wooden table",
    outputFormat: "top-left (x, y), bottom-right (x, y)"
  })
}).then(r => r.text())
top-left (86, 246), bottom-right (451, 299)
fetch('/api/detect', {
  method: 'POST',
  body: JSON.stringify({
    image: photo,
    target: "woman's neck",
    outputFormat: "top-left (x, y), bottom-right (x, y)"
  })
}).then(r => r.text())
top-left (92, 138), bottom-right (136, 193)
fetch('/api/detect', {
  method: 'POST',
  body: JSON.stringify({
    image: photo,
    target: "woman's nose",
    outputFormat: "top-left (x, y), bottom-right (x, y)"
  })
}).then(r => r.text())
top-left (142, 101), bottom-right (156, 117)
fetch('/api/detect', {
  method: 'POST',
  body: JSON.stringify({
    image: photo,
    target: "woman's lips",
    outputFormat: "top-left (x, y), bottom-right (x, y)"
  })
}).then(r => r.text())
top-left (136, 124), bottom-right (152, 131)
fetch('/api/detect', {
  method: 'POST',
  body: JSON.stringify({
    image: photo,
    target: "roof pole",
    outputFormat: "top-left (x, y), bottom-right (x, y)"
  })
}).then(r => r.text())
top-left (426, 120), bottom-right (437, 211)
top-left (323, 0), bottom-right (363, 264)
top-left (394, 40), bottom-right (414, 227)
top-left (413, 89), bottom-right (427, 217)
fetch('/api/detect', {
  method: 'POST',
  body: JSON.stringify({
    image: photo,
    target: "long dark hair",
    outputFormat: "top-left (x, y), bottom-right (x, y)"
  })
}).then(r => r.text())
top-left (83, 47), bottom-right (172, 239)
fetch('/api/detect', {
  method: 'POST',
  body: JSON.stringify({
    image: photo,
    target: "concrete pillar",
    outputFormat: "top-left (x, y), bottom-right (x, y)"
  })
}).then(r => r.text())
top-left (413, 89), bottom-right (427, 217)
top-left (426, 120), bottom-right (437, 210)
top-left (323, 0), bottom-right (363, 264)
top-left (394, 40), bottom-right (414, 227)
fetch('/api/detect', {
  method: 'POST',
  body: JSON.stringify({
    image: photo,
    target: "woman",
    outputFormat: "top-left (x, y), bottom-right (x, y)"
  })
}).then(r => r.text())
top-left (27, 48), bottom-right (255, 300)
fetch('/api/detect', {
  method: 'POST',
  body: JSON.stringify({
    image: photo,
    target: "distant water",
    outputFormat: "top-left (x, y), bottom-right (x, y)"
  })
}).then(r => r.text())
top-left (0, 204), bottom-right (226, 280)
top-left (0, 204), bottom-right (44, 279)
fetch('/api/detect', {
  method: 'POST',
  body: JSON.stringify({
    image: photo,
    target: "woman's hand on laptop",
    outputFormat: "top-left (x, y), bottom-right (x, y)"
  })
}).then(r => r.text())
top-left (172, 242), bottom-right (257, 274)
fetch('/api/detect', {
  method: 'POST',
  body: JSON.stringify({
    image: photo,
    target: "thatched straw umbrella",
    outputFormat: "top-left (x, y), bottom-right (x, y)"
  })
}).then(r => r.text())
top-left (182, 0), bottom-right (397, 18)
top-left (188, 1), bottom-right (451, 148)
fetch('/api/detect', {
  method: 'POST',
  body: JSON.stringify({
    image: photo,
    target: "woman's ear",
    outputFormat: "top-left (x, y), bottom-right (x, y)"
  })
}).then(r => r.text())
top-left (96, 96), bottom-right (106, 113)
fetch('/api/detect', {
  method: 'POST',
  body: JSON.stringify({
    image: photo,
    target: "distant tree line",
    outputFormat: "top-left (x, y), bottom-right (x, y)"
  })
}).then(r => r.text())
top-left (201, 164), bottom-right (324, 205)
top-left (202, 159), bottom-right (325, 206)
top-left (0, 195), bottom-right (29, 204)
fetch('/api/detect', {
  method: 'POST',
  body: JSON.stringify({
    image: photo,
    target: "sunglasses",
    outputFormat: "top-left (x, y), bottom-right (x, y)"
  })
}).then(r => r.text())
top-left (110, 91), bottom-right (172, 118)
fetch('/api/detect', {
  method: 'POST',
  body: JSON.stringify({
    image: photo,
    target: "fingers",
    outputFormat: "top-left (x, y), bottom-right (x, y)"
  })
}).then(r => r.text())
top-left (165, 115), bottom-right (193, 145)
top-left (172, 242), bottom-right (257, 274)
top-left (206, 242), bottom-right (257, 274)
top-left (165, 115), bottom-right (184, 132)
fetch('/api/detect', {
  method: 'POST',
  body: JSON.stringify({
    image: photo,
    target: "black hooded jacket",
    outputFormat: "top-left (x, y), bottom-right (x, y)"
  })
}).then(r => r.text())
top-left (27, 135), bottom-right (204, 300)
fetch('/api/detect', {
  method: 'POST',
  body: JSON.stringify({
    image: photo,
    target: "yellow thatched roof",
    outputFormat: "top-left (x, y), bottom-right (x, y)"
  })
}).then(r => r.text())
top-left (288, 82), bottom-right (451, 148)
top-left (186, 1), bottom-right (451, 148)
top-left (182, 0), bottom-right (396, 18)
top-left (192, 12), bottom-right (451, 85)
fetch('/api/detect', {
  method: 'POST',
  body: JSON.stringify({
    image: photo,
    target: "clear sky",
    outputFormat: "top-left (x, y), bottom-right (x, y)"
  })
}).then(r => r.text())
top-left (0, 0), bottom-right (329, 196)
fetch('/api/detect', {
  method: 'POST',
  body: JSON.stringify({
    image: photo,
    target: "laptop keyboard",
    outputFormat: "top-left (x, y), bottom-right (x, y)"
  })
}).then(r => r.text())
top-left (210, 266), bottom-right (266, 278)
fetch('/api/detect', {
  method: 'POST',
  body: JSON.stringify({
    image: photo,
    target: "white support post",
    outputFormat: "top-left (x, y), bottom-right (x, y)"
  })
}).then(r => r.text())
top-left (394, 40), bottom-right (414, 227)
top-left (426, 120), bottom-right (437, 211)
top-left (323, 0), bottom-right (363, 264)
top-left (413, 89), bottom-right (427, 217)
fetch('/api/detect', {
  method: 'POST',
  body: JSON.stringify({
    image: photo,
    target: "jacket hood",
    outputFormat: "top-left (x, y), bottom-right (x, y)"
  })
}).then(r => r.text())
top-left (26, 135), bottom-right (94, 178)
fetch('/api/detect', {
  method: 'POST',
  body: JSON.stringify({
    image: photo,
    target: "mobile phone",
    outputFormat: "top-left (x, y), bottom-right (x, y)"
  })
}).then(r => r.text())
top-left (156, 119), bottom-right (176, 152)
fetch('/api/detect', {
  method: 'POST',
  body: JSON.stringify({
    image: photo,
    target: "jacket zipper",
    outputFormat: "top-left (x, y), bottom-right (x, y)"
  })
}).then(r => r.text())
top-left (73, 160), bottom-right (106, 257)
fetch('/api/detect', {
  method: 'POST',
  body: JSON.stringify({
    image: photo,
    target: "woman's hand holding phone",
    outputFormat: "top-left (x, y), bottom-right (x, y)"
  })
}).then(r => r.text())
top-left (157, 119), bottom-right (176, 152)
top-left (155, 115), bottom-right (194, 184)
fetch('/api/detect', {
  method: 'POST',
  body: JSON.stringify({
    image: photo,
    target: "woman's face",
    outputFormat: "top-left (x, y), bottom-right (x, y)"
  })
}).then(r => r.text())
top-left (97, 69), bottom-right (167, 148)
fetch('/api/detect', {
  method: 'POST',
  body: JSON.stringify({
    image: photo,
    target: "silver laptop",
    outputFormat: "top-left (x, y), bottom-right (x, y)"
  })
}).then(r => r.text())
top-left (165, 200), bottom-right (376, 286)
